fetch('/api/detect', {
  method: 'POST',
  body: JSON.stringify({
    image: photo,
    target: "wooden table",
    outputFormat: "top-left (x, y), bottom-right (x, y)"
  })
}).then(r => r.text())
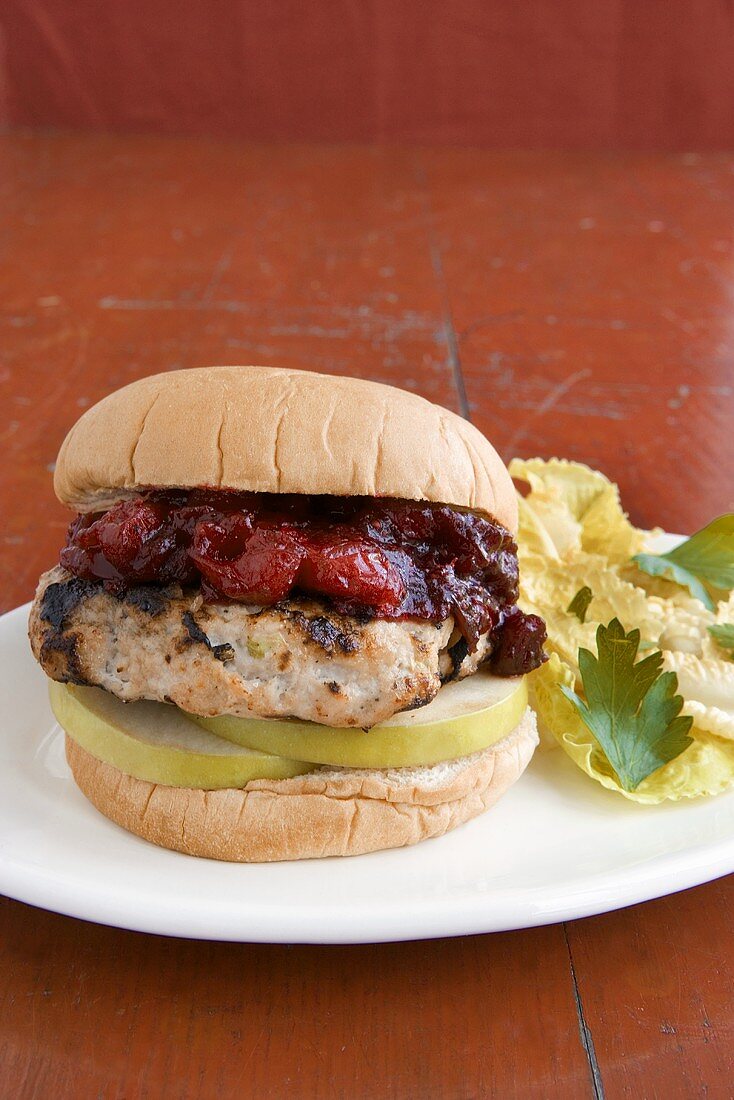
top-left (1, 133), bottom-right (733, 1098)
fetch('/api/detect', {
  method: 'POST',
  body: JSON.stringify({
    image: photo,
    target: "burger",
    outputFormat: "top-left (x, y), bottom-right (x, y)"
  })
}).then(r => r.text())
top-left (29, 365), bottom-right (547, 861)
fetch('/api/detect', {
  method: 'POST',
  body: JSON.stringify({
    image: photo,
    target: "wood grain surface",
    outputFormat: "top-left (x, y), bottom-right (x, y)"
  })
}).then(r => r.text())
top-left (1, 132), bottom-right (733, 1097)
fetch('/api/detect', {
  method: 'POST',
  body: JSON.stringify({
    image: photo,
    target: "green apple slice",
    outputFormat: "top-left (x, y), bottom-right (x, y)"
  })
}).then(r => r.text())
top-left (49, 681), bottom-right (313, 788)
top-left (192, 673), bottom-right (528, 769)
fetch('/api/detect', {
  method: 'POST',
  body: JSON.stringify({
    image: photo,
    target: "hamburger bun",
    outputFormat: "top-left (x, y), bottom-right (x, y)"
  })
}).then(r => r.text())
top-left (53, 365), bottom-right (518, 531)
top-left (65, 709), bottom-right (538, 861)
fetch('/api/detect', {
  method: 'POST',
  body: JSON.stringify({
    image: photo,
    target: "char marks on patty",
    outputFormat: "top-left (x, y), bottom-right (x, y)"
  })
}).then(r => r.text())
top-left (286, 611), bottom-right (359, 655)
top-left (181, 612), bottom-right (236, 663)
top-left (29, 567), bottom-right (493, 728)
top-left (39, 630), bottom-right (88, 686)
top-left (39, 575), bottom-right (99, 632)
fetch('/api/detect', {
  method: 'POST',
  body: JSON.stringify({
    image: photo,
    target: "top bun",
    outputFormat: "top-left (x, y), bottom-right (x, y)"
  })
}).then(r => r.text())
top-left (54, 366), bottom-right (517, 531)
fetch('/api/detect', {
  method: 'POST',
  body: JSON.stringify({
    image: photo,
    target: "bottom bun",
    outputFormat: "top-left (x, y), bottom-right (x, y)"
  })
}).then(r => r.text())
top-left (65, 708), bottom-right (538, 862)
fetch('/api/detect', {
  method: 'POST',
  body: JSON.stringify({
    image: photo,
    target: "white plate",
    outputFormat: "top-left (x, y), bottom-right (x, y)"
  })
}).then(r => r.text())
top-left (2, 534), bottom-right (734, 943)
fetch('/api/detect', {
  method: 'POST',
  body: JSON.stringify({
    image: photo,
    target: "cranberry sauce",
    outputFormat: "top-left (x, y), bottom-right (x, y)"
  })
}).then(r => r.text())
top-left (60, 491), bottom-right (547, 674)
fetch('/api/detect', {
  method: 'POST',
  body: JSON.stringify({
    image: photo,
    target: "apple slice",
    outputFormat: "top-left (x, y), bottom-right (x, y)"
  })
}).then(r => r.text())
top-left (49, 681), bottom-right (313, 788)
top-left (193, 673), bottom-right (528, 768)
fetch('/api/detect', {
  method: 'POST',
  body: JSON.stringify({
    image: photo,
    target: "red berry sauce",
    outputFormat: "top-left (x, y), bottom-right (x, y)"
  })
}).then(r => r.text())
top-left (60, 491), bottom-right (547, 675)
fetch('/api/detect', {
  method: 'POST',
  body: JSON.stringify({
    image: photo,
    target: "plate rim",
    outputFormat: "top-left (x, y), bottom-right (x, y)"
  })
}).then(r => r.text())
top-left (3, 787), bottom-right (734, 943)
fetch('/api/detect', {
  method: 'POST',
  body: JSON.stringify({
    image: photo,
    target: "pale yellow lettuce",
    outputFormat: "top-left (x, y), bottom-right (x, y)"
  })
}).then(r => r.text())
top-left (661, 651), bottom-right (734, 739)
top-left (510, 456), bottom-right (645, 563)
top-left (514, 457), bottom-right (734, 802)
top-left (561, 725), bottom-right (734, 804)
top-left (531, 650), bottom-right (734, 803)
top-left (526, 654), bottom-right (576, 751)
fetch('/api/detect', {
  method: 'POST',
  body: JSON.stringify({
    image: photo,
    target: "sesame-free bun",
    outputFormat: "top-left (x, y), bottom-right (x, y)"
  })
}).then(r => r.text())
top-left (54, 366), bottom-right (518, 531)
top-left (64, 709), bottom-right (538, 862)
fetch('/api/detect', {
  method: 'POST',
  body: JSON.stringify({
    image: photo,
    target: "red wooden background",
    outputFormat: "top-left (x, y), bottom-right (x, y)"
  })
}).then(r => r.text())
top-left (3, 0), bottom-right (734, 149)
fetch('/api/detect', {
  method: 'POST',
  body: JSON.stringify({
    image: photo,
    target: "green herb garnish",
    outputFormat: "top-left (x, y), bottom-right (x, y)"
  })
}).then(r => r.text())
top-left (708, 624), bottom-right (734, 660)
top-left (560, 618), bottom-right (693, 790)
top-left (567, 586), bottom-right (593, 623)
top-left (632, 515), bottom-right (734, 611)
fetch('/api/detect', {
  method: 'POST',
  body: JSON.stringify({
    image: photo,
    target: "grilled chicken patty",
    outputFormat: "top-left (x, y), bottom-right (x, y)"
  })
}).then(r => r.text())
top-left (30, 567), bottom-right (492, 728)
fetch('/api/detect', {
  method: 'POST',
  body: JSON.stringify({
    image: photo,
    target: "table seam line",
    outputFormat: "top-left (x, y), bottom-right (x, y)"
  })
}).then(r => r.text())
top-left (413, 153), bottom-right (471, 421)
top-left (564, 921), bottom-right (605, 1100)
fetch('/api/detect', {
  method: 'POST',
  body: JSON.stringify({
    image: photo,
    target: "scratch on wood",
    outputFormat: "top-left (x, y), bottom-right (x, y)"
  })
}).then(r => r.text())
top-left (201, 240), bottom-right (238, 304)
top-left (97, 298), bottom-right (437, 342)
top-left (459, 312), bottom-right (631, 338)
top-left (502, 368), bottom-right (592, 457)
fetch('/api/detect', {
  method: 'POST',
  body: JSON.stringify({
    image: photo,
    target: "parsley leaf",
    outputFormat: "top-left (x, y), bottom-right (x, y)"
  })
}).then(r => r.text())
top-left (632, 515), bottom-right (734, 611)
top-left (567, 586), bottom-right (593, 623)
top-left (560, 618), bottom-right (693, 790)
top-left (709, 623), bottom-right (734, 660)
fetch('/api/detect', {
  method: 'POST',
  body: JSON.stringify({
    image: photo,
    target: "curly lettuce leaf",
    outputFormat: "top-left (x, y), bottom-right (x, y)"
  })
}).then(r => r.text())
top-left (533, 649), bottom-right (734, 803)
top-left (526, 654), bottom-right (576, 750)
top-left (510, 457), bottom-right (645, 564)
top-left (560, 724), bottom-right (734, 804)
top-left (662, 650), bottom-right (734, 739)
top-left (515, 459), bottom-right (734, 802)
top-left (518, 548), bottom-right (711, 658)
